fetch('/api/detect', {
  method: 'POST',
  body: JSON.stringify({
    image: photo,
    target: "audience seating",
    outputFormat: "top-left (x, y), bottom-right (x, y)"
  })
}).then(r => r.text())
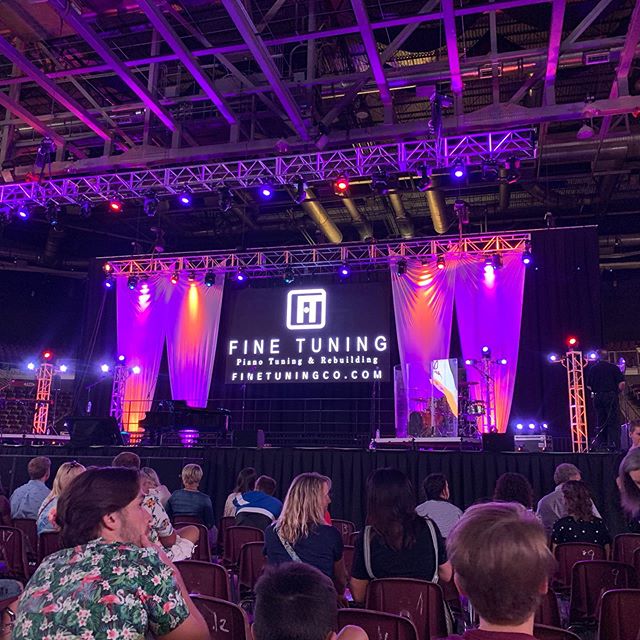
top-left (338, 608), bottom-right (418, 640)
top-left (365, 578), bottom-right (449, 640)
top-left (533, 624), bottom-right (581, 640)
top-left (186, 524), bottom-right (212, 563)
top-left (218, 516), bottom-right (236, 553)
top-left (634, 547), bottom-right (640, 576)
top-left (534, 588), bottom-right (561, 628)
top-left (174, 515), bottom-right (205, 526)
top-left (343, 544), bottom-right (354, 577)
top-left (596, 588), bottom-right (640, 640)
top-left (222, 526), bottom-right (264, 568)
top-left (37, 531), bottom-right (61, 564)
top-left (11, 519), bottom-right (37, 559)
top-left (568, 560), bottom-right (638, 627)
top-left (349, 531), bottom-right (359, 546)
top-left (0, 527), bottom-right (29, 582)
top-left (612, 533), bottom-right (640, 565)
top-left (332, 519), bottom-right (356, 545)
top-left (238, 541), bottom-right (266, 595)
top-left (191, 595), bottom-right (251, 640)
top-left (554, 543), bottom-right (606, 590)
top-left (175, 560), bottom-right (231, 600)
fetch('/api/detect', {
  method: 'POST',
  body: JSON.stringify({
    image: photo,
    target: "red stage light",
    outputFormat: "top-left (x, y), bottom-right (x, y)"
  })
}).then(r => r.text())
top-left (334, 176), bottom-right (349, 194)
top-left (567, 337), bottom-right (578, 348)
top-left (108, 198), bottom-right (122, 213)
top-left (43, 350), bottom-right (53, 360)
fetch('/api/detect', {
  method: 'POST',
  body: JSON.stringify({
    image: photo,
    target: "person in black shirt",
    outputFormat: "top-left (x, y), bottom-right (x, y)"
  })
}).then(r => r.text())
top-left (586, 350), bottom-right (625, 451)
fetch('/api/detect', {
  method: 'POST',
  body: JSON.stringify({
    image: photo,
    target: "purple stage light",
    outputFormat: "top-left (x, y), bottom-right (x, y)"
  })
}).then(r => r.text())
top-left (235, 270), bottom-right (246, 282)
top-left (499, 358), bottom-right (507, 365)
top-left (131, 365), bottom-right (141, 375)
top-left (548, 353), bottom-right (558, 362)
top-left (451, 160), bottom-right (466, 180)
top-left (339, 263), bottom-right (350, 277)
top-left (17, 205), bottom-right (30, 219)
top-left (179, 429), bottom-right (199, 448)
top-left (542, 423), bottom-right (549, 430)
top-left (260, 185), bottom-right (273, 199)
top-left (100, 363), bottom-right (110, 373)
top-left (178, 191), bottom-right (192, 206)
top-left (104, 275), bottom-right (114, 289)
top-left (59, 364), bottom-right (68, 373)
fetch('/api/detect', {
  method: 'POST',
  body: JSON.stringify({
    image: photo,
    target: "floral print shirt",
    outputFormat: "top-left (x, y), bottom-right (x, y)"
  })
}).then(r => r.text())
top-left (143, 491), bottom-right (174, 544)
top-left (12, 539), bottom-right (189, 640)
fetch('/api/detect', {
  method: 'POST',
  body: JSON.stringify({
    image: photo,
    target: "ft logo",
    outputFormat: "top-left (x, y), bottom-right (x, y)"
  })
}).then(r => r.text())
top-left (286, 289), bottom-right (327, 330)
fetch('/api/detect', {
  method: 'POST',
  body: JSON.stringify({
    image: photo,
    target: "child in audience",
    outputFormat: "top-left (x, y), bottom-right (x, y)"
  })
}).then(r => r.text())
top-left (37, 461), bottom-right (85, 534)
top-left (224, 467), bottom-right (257, 517)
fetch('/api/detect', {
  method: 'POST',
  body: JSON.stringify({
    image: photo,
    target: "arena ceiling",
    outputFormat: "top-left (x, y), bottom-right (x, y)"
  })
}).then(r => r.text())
top-left (1, 0), bottom-right (640, 274)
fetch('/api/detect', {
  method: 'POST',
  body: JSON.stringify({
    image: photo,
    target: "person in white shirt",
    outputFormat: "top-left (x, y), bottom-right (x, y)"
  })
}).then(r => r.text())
top-left (415, 473), bottom-right (462, 538)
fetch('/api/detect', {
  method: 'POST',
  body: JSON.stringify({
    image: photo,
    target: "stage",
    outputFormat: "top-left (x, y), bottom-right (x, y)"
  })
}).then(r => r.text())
top-left (0, 445), bottom-right (628, 534)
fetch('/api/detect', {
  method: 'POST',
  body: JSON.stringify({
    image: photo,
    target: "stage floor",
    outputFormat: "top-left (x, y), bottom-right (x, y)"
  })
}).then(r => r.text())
top-left (0, 444), bottom-right (628, 534)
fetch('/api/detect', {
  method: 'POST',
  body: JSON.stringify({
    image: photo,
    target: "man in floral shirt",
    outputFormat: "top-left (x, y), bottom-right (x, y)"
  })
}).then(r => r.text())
top-left (11, 466), bottom-right (209, 640)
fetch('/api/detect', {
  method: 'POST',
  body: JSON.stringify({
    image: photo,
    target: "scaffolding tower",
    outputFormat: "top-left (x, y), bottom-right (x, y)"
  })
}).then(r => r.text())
top-left (565, 349), bottom-right (589, 452)
top-left (32, 362), bottom-right (54, 434)
top-left (110, 364), bottom-right (130, 431)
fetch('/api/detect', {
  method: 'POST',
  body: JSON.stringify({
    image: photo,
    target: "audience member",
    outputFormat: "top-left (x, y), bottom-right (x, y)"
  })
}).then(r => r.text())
top-left (0, 480), bottom-right (12, 526)
top-left (112, 452), bottom-right (199, 561)
top-left (416, 473), bottom-right (463, 538)
top-left (36, 461), bottom-right (85, 534)
top-left (628, 420), bottom-right (640, 450)
top-left (536, 463), bottom-right (600, 536)
top-left (351, 468), bottom-right (452, 604)
top-left (141, 467), bottom-right (171, 505)
top-left (264, 472), bottom-right (347, 594)
top-left (235, 475), bottom-right (283, 531)
top-left (11, 467), bottom-right (208, 640)
top-left (224, 467), bottom-right (257, 517)
top-left (551, 480), bottom-right (611, 552)
top-left (493, 472), bottom-right (534, 510)
top-left (253, 563), bottom-right (366, 640)
top-left (443, 502), bottom-right (555, 640)
top-left (166, 464), bottom-right (215, 529)
top-left (618, 448), bottom-right (640, 522)
top-left (10, 456), bottom-right (51, 519)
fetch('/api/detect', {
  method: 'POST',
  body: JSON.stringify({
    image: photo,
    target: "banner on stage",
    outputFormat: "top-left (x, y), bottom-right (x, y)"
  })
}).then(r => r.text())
top-left (222, 282), bottom-right (391, 383)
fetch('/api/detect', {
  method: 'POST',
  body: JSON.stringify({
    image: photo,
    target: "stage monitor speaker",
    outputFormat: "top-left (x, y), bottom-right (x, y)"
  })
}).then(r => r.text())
top-left (65, 416), bottom-right (124, 447)
top-left (232, 429), bottom-right (265, 448)
top-left (482, 433), bottom-right (515, 452)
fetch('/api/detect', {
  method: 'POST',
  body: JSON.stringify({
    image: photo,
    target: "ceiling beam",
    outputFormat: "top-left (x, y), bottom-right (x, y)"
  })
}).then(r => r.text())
top-left (0, 34), bottom-right (112, 142)
top-left (543, 0), bottom-right (566, 106)
top-left (220, 0), bottom-right (309, 141)
top-left (350, 0), bottom-right (393, 121)
top-left (441, 0), bottom-right (463, 113)
top-left (137, 0), bottom-right (237, 126)
top-left (47, 1), bottom-right (177, 133)
top-left (0, 92), bottom-right (66, 149)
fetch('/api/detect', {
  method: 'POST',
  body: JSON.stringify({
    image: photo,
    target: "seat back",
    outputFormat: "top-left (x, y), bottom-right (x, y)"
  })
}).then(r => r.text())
top-left (37, 531), bottom-right (61, 564)
top-left (343, 545), bottom-right (354, 578)
top-left (338, 608), bottom-right (418, 640)
top-left (349, 531), bottom-right (360, 546)
top-left (535, 588), bottom-right (561, 627)
top-left (187, 524), bottom-right (212, 562)
top-left (174, 515), bottom-right (205, 526)
top-left (176, 560), bottom-right (231, 600)
top-left (11, 519), bottom-right (37, 558)
top-left (191, 595), bottom-right (251, 640)
top-left (332, 520), bottom-right (356, 545)
top-left (569, 560), bottom-right (638, 625)
top-left (0, 527), bottom-right (28, 581)
top-left (365, 578), bottom-right (448, 640)
top-left (223, 526), bottom-right (264, 567)
top-left (612, 534), bottom-right (640, 565)
top-left (238, 542), bottom-right (266, 592)
top-left (634, 547), bottom-right (640, 576)
top-left (597, 588), bottom-right (640, 640)
top-left (554, 543), bottom-right (606, 589)
top-left (533, 624), bottom-right (581, 640)
top-left (219, 516), bottom-right (236, 552)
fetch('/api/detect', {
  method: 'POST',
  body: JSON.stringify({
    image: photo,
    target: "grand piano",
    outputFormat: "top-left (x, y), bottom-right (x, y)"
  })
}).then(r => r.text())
top-left (139, 401), bottom-right (231, 445)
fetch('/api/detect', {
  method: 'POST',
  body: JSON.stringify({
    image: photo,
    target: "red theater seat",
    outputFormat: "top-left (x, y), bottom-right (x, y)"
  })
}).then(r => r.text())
top-left (191, 595), bottom-right (251, 640)
top-left (175, 560), bottom-right (231, 600)
top-left (554, 543), bottom-right (606, 590)
top-left (338, 608), bottom-right (418, 640)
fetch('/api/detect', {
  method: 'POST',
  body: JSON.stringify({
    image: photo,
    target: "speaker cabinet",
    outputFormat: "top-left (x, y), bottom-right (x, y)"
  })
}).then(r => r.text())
top-left (65, 416), bottom-right (124, 447)
top-left (482, 433), bottom-right (515, 452)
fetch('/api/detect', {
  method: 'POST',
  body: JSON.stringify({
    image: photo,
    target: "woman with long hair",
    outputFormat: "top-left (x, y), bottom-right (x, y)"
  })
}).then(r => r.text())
top-left (264, 472), bottom-right (347, 594)
top-left (551, 480), bottom-right (611, 552)
top-left (140, 467), bottom-right (171, 505)
top-left (223, 467), bottom-right (257, 517)
top-left (350, 468), bottom-right (452, 604)
top-left (493, 472), bottom-right (534, 510)
top-left (36, 461), bottom-right (85, 534)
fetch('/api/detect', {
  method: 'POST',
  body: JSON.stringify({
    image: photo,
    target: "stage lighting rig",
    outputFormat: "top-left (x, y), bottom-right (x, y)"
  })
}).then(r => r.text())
top-left (371, 171), bottom-right (391, 196)
top-left (283, 267), bottom-right (295, 285)
top-left (187, 271), bottom-right (196, 283)
top-left (339, 263), bottom-right (350, 278)
top-left (16, 202), bottom-right (31, 220)
top-left (235, 270), bottom-right (247, 283)
top-left (104, 274), bottom-right (114, 289)
top-left (127, 275), bottom-right (138, 290)
top-left (481, 159), bottom-right (499, 181)
top-left (504, 157), bottom-right (521, 184)
top-left (79, 199), bottom-right (93, 219)
top-left (108, 196), bottom-right (123, 213)
top-left (45, 201), bottom-right (61, 227)
top-left (170, 270), bottom-right (179, 285)
top-left (178, 190), bottom-right (192, 207)
top-left (491, 253), bottom-right (503, 270)
top-left (333, 176), bottom-right (349, 196)
top-left (416, 165), bottom-right (433, 192)
top-left (451, 160), bottom-right (466, 180)
top-left (259, 184), bottom-right (274, 199)
top-left (436, 256), bottom-right (445, 270)
top-left (292, 176), bottom-right (308, 204)
top-left (143, 191), bottom-right (159, 217)
top-left (218, 186), bottom-right (233, 212)
top-left (204, 271), bottom-right (215, 287)
top-left (396, 259), bottom-right (407, 275)
top-left (522, 242), bottom-right (532, 265)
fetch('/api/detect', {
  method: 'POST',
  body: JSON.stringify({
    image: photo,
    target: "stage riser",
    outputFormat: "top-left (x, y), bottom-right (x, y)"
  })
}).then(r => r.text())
top-left (0, 446), bottom-right (627, 535)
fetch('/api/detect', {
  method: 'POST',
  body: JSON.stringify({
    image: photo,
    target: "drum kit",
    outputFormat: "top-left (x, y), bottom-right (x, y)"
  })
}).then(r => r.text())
top-left (408, 381), bottom-right (485, 438)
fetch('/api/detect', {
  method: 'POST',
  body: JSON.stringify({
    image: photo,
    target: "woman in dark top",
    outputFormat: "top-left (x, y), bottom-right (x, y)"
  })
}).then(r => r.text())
top-left (264, 472), bottom-right (346, 594)
top-left (493, 472), bottom-right (534, 510)
top-left (551, 480), bottom-right (611, 552)
top-left (350, 468), bottom-right (452, 604)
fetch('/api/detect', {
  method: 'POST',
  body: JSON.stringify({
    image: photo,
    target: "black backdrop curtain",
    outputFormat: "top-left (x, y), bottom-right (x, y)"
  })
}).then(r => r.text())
top-left (0, 446), bottom-right (627, 534)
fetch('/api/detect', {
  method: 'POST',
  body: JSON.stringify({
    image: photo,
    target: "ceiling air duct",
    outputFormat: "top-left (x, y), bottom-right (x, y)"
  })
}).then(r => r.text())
top-left (342, 197), bottom-right (374, 241)
top-left (300, 188), bottom-right (343, 244)
top-left (387, 192), bottom-right (414, 239)
top-left (423, 175), bottom-right (452, 234)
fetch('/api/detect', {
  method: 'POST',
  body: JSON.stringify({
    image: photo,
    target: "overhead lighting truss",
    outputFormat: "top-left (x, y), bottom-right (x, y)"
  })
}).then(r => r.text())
top-left (102, 232), bottom-right (531, 280)
top-left (0, 129), bottom-right (535, 206)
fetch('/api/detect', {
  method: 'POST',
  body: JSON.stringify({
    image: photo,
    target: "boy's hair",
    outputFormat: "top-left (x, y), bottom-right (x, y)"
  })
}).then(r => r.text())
top-left (553, 463), bottom-right (580, 485)
top-left (256, 475), bottom-right (277, 496)
top-left (447, 502), bottom-right (555, 625)
top-left (423, 473), bottom-right (448, 500)
top-left (181, 464), bottom-right (203, 486)
top-left (629, 420), bottom-right (640, 435)
top-left (111, 452), bottom-right (141, 470)
top-left (28, 456), bottom-right (51, 480)
top-left (254, 563), bottom-right (338, 640)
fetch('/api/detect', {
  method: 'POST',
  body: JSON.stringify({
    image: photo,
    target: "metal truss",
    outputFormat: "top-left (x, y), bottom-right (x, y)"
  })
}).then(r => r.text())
top-left (564, 350), bottom-right (589, 453)
top-left (0, 129), bottom-right (535, 206)
top-left (33, 363), bottom-right (53, 434)
top-left (110, 364), bottom-right (130, 432)
top-left (103, 232), bottom-right (531, 279)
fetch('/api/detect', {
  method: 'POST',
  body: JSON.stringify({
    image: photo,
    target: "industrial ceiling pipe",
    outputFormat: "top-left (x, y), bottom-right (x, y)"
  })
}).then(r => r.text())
top-left (498, 167), bottom-right (511, 212)
top-left (387, 192), bottom-right (414, 239)
top-left (342, 197), bottom-right (374, 241)
top-left (423, 175), bottom-right (452, 234)
top-left (300, 188), bottom-right (343, 244)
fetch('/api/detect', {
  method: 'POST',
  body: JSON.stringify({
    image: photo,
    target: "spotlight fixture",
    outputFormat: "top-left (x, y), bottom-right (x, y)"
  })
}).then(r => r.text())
top-left (499, 358), bottom-right (508, 365)
top-left (108, 196), bottom-right (123, 213)
top-left (516, 423), bottom-right (524, 431)
top-left (542, 423), bottom-right (549, 430)
top-left (143, 191), bottom-right (159, 217)
top-left (491, 253), bottom-right (503, 270)
top-left (27, 362), bottom-right (35, 371)
top-left (204, 271), bottom-right (215, 287)
top-left (45, 201), bottom-right (60, 226)
top-left (104, 274), bottom-right (114, 289)
top-left (522, 241), bottom-right (532, 265)
top-left (451, 160), bottom-right (466, 180)
top-left (481, 159), bottom-right (499, 181)
top-left (170, 270), bottom-right (179, 285)
top-left (259, 184), bottom-right (274, 199)
top-left (103, 263), bottom-right (113, 274)
top-left (371, 171), bottom-right (390, 196)
top-left (397, 259), bottom-right (407, 275)
top-left (548, 353), bottom-right (559, 363)
top-left (118, 355), bottom-right (126, 362)
top-left (187, 271), bottom-right (196, 283)
top-left (16, 202), bottom-right (31, 220)
top-left (339, 263), bottom-right (350, 278)
top-left (100, 363), bottom-right (110, 373)
top-left (292, 176), bottom-right (308, 204)
top-left (79, 199), bottom-right (93, 219)
top-left (483, 255), bottom-right (494, 274)
top-left (333, 175), bottom-right (349, 196)
top-left (178, 190), bottom-right (192, 207)
top-left (416, 165), bottom-right (433, 192)
top-left (464, 359), bottom-right (474, 366)
top-left (528, 422), bottom-right (536, 430)
top-left (587, 351), bottom-right (598, 361)
top-left (43, 350), bottom-right (53, 360)
top-left (481, 346), bottom-right (491, 358)
top-left (131, 365), bottom-right (141, 375)
top-left (436, 255), bottom-right (445, 270)
top-left (567, 336), bottom-right (578, 348)
top-left (235, 270), bottom-right (247, 282)
top-left (59, 364), bottom-right (68, 373)
top-left (504, 157), bottom-right (521, 184)
top-left (127, 275), bottom-right (138, 290)
top-left (218, 186), bottom-right (232, 212)
top-left (577, 121), bottom-right (595, 140)
top-left (283, 267), bottom-right (295, 285)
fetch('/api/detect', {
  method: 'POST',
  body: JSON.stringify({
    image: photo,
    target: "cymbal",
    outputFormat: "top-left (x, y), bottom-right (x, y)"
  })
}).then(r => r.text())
top-left (459, 381), bottom-right (479, 387)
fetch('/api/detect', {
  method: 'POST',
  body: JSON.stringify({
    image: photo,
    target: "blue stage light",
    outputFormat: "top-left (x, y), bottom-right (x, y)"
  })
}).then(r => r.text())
top-left (204, 271), bottom-right (215, 287)
top-left (118, 355), bottom-right (126, 362)
top-left (100, 363), bottom-right (110, 373)
top-left (516, 423), bottom-right (524, 430)
top-left (59, 364), bottom-right (68, 373)
top-left (339, 263), bottom-right (350, 277)
top-left (451, 160), bottom-right (466, 180)
top-left (283, 267), bottom-right (295, 285)
top-left (178, 191), bottom-right (192, 206)
top-left (260, 185), bottom-right (273, 199)
top-left (104, 274), bottom-right (114, 289)
top-left (236, 270), bottom-right (247, 282)
top-left (528, 422), bottom-right (536, 430)
top-left (27, 362), bottom-right (35, 371)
